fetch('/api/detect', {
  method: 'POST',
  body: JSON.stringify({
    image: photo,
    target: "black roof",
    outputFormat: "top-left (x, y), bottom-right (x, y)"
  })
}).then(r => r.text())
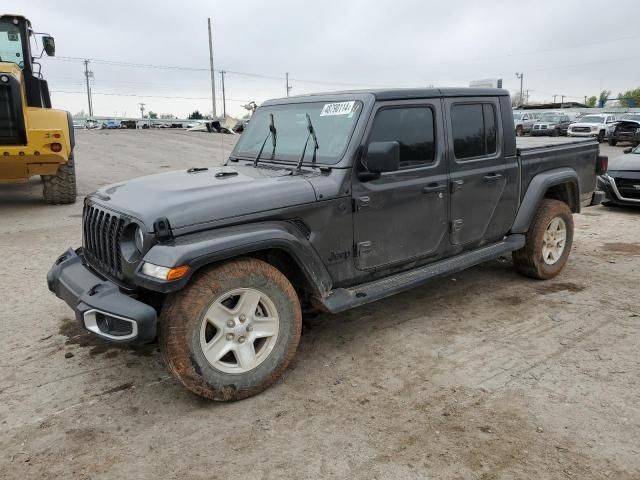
top-left (264, 88), bottom-right (509, 106)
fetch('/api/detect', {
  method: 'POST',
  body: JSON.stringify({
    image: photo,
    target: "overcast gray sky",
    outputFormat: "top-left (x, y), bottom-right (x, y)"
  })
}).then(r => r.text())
top-left (6, 0), bottom-right (639, 118)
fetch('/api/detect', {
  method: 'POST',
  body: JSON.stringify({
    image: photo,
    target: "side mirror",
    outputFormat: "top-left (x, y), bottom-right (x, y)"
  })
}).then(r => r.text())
top-left (42, 36), bottom-right (55, 57)
top-left (623, 147), bottom-right (633, 154)
top-left (365, 141), bottom-right (400, 174)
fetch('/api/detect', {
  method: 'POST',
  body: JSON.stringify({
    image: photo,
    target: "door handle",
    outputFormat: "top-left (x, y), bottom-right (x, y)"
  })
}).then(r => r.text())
top-left (422, 183), bottom-right (447, 193)
top-left (483, 173), bottom-right (504, 182)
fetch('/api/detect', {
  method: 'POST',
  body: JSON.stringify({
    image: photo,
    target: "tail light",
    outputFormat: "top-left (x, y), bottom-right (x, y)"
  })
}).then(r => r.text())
top-left (50, 142), bottom-right (62, 152)
top-left (596, 155), bottom-right (608, 175)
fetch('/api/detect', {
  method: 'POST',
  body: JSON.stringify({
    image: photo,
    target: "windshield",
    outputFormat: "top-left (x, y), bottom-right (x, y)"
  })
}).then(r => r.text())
top-left (513, 113), bottom-right (523, 120)
top-left (578, 115), bottom-right (605, 124)
top-left (539, 113), bottom-right (561, 122)
top-left (622, 114), bottom-right (640, 122)
top-left (0, 20), bottom-right (25, 69)
top-left (233, 101), bottom-right (363, 165)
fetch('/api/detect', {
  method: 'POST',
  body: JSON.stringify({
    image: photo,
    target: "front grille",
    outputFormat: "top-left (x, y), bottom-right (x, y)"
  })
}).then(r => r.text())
top-left (615, 177), bottom-right (640, 199)
top-left (573, 127), bottom-right (591, 133)
top-left (83, 204), bottom-right (126, 278)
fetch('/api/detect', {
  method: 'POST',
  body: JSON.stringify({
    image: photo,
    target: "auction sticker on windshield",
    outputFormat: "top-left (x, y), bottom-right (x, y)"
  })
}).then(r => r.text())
top-left (320, 101), bottom-right (357, 116)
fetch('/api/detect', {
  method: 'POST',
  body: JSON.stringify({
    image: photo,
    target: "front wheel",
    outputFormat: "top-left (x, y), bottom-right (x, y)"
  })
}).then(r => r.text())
top-left (516, 126), bottom-right (523, 137)
top-left (608, 139), bottom-right (617, 146)
top-left (512, 199), bottom-right (574, 280)
top-left (159, 257), bottom-right (302, 401)
top-left (597, 130), bottom-right (605, 143)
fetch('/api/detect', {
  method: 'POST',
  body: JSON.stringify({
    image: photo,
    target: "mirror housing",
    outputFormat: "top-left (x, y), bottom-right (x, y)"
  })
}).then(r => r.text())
top-left (365, 141), bottom-right (400, 174)
top-left (623, 147), bottom-right (633, 154)
top-left (42, 36), bottom-right (55, 57)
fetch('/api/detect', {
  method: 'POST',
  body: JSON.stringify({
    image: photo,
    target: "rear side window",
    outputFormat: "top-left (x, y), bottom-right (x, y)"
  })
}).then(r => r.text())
top-left (451, 103), bottom-right (498, 160)
top-left (368, 107), bottom-right (435, 168)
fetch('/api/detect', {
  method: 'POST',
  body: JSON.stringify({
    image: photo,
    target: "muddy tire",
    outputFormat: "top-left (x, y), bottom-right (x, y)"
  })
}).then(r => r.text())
top-left (159, 257), bottom-right (302, 401)
top-left (42, 155), bottom-right (77, 204)
top-left (512, 199), bottom-right (574, 280)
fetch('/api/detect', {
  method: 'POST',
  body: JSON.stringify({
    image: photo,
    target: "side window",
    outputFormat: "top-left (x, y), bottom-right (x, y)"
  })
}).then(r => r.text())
top-left (368, 107), bottom-right (435, 169)
top-left (452, 103), bottom-right (497, 160)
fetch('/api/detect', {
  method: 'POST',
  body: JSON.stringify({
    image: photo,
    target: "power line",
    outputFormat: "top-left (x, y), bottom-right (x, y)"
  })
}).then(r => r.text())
top-left (49, 90), bottom-right (252, 102)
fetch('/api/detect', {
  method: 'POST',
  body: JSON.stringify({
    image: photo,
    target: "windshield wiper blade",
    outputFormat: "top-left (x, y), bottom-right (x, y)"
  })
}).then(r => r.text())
top-left (296, 113), bottom-right (319, 171)
top-left (253, 113), bottom-right (277, 167)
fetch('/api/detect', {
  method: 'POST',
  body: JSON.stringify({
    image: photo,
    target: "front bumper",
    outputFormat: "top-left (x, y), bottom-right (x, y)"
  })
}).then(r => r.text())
top-left (531, 129), bottom-right (553, 136)
top-left (47, 248), bottom-right (157, 343)
top-left (597, 175), bottom-right (640, 206)
top-left (568, 131), bottom-right (598, 137)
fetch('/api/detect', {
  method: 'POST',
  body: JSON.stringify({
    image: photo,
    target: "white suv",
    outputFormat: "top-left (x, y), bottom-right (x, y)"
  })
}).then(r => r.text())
top-left (568, 114), bottom-right (616, 143)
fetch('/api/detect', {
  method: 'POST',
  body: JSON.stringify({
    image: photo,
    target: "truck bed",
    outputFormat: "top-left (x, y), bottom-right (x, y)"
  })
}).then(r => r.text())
top-left (515, 136), bottom-right (600, 207)
top-left (516, 136), bottom-right (596, 152)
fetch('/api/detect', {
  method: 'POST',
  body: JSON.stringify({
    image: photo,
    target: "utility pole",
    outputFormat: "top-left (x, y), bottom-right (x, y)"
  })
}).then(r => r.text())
top-left (561, 95), bottom-right (565, 107)
top-left (207, 18), bottom-right (217, 119)
top-left (515, 72), bottom-right (523, 106)
top-left (584, 95), bottom-right (587, 105)
top-left (220, 70), bottom-right (226, 118)
top-left (525, 89), bottom-right (530, 104)
top-left (139, 102), bottom-right (145, 119)
top-left (83, 59), bottom-right (93, 117)
top-left (553, 94), bottom-right (557, 104)
top-left (286, 72), bottom-right (292, 97)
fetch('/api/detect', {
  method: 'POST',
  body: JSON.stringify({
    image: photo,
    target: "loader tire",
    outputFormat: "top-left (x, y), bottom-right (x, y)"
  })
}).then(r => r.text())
top-left (42, 155), bottom-right (77, 205)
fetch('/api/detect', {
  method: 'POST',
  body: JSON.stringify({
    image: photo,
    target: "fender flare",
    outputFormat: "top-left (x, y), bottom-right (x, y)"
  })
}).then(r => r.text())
top-left (511, 168), bottom-right (579, 234)
top-left (137, 221), bottom-right (332, 298)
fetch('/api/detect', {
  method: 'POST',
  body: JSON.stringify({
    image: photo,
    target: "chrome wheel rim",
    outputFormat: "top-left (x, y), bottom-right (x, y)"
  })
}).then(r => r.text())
top-left (542, 217), bottom-right (567, 265)
top-left (199, 288), bottom-right (280, 374)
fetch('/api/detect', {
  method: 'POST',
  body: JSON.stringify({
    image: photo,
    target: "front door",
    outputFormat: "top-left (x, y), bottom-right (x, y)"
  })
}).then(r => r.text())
top-left (444, 98), bottom-right (514, 246)
top-left (352, 100), bottom-right (449, 270)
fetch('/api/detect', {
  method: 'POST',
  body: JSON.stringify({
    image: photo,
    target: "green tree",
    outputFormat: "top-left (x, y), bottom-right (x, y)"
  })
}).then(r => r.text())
top-left (148, 111), bottom-right (158, 119)
top-left (188, 110), bottom-right (204, 120)
top-left (598, 90), bottom-right (611, 107)
top-left (618, 88), bottom-right (640, 108)
top-left (586, 96), bottom-right (597, 108)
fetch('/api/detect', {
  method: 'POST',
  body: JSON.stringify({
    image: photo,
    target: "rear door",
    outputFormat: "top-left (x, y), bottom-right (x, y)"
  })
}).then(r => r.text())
top-left (352, 100), bottom-right (449, 270)
top-left (444, 97), bottom-right (515, 246)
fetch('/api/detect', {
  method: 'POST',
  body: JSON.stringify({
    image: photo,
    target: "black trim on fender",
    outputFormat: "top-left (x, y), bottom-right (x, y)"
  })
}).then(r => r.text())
top-left (137, 221), bottom-right (333, 298)
top-left (510, 168), bottom-right (580, 233)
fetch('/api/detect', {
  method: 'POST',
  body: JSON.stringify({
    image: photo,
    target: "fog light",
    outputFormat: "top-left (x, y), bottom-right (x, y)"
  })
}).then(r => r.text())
top-left (142, 262), bottom-right (190, 280)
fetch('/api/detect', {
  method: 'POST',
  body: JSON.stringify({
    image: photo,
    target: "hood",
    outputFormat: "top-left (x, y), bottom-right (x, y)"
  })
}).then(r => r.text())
top-left (89, 164), bottom-right (319, 232)
top-left (609, 153), bottom-right (640, 172)
top-left (570, 121), bottom-right (602, 128)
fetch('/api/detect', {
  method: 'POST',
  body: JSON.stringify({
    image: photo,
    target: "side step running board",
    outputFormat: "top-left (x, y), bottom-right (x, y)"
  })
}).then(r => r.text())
top-left (321, 234), bottom-right (525, 314)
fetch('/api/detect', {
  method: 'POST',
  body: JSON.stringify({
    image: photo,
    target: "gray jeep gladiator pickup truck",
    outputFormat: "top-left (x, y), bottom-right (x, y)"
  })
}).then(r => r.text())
top-left (48, 88), bottom-right (607, 401)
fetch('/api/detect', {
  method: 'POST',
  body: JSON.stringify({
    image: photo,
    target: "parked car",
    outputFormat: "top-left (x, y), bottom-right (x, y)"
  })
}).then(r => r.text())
top-left (47, 88), bottom-right (606, 401)
top-left (607, 113), bottom-right (640, 146)
top-left (104, 119), bottom-right (121, 129)
top-left (598, 145), bottom-right (640, 206)
top-left (568, 113), bottom-right (616, 143)
top-left (531, 112), bottom-right (573, 136)
top-left (513, 111), bottom-right (537, 136)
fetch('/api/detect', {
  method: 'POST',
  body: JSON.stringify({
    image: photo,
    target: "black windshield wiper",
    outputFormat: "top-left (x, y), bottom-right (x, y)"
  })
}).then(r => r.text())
top-left (253, 113), bottom-right (277, 167)
top-left (296, 113), bottom-right (319, 171)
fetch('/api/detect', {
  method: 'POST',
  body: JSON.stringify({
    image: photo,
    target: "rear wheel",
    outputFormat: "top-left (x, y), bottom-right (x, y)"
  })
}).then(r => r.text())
top-left (513, 199), bottom-right (574, 280)
top-left (608, 139), bottom-right (617, 146)
top-left (42, 155), bottom-right (77, 204)
top-left (159, 257), bottom-right (302, 401)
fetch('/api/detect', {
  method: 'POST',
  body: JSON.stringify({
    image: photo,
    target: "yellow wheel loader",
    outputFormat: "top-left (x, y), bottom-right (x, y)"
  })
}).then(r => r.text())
top-left (0, 14), bottom-right (76, 204)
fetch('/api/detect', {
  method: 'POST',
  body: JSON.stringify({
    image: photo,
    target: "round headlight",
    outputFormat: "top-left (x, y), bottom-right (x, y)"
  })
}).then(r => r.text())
top-left (135, 226), bottom-right (144, 252)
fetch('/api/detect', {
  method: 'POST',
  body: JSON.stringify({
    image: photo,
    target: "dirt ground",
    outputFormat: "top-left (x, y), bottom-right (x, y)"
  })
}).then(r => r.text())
top-left (0, 130), bottom-right (638, 479)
